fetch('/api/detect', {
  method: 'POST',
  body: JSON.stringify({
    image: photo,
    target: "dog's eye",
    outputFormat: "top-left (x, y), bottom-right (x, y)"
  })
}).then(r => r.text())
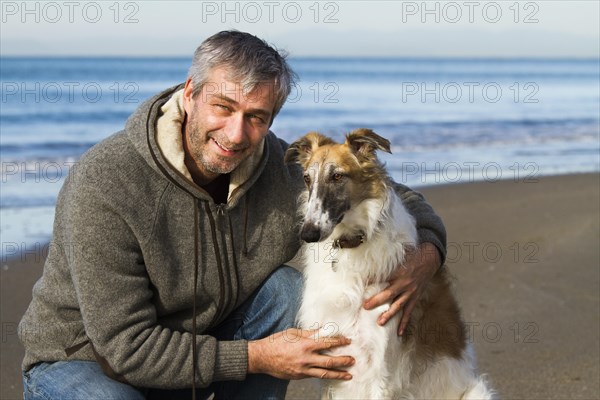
top-left (332, 173), bottom-right (344, 182)
top-left (303, 173), bottom-right (311, 185)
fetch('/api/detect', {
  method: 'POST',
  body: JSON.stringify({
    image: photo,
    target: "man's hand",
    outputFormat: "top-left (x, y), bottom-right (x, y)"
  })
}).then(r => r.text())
top-left (248, 328), bottom-right (355, 381)
top-left (363, 242), bottom-right (441, 336)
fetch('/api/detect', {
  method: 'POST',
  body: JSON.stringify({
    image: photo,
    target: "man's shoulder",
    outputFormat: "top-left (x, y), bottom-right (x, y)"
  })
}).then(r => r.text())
top-left (78, 130), bottom-right (136, 168)
top-left (71, 130), bottom-right (154, 191)
top-left (261, 132), bottom-right (303, 189)
top-left (265, 131), bottom-right (291, 161)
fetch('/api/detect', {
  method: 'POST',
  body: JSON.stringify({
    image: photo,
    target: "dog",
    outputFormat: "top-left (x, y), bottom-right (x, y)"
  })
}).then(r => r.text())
top-left (285, 129), bottom-right (494, 399)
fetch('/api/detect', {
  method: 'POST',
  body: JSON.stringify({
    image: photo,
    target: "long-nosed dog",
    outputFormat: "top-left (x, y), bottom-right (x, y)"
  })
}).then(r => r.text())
top-left (285, 129), bottom-right (494, 399)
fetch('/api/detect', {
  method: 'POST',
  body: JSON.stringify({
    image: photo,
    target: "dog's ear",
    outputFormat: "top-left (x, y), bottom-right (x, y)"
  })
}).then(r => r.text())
top-left (285, 132), bottom-right (334, 164)
top-left (345, 128), bottom-right (391, 159)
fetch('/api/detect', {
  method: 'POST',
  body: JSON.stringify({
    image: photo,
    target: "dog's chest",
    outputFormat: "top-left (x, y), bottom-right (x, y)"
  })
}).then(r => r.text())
top-left (299, 260), bottom-right (388, 334)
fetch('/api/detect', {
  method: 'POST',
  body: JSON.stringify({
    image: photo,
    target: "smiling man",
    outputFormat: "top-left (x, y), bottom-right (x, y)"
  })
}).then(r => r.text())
top-left (182, 67), bottom-right (274, 184)
top-left (18, 31), bottom-right (446, 399)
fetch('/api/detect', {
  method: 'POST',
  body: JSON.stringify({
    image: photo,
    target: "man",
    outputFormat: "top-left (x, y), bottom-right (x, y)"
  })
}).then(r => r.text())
top-left (19, 31), bottom-right (446, 399)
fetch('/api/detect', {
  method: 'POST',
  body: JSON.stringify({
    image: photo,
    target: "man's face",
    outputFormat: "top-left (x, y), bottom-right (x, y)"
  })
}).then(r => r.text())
top-left (182, 67), bottom-right (276, 183)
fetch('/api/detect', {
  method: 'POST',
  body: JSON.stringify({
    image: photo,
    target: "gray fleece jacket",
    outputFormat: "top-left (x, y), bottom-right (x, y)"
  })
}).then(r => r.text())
top-left (18, 83), bottom-right (447, 389)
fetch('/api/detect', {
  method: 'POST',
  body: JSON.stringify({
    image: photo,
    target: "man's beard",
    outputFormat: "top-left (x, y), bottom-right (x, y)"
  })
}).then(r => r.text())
top-left (186, 116), bottom-right (250, 175)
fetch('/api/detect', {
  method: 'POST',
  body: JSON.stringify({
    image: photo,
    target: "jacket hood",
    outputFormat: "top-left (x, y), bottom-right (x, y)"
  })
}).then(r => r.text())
top-left (125, 83), bottom-right (269, 207)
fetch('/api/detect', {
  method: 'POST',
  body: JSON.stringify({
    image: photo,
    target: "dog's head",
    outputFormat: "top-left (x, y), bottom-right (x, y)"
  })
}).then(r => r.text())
top-left (285, 128), bottom-right (391, 243)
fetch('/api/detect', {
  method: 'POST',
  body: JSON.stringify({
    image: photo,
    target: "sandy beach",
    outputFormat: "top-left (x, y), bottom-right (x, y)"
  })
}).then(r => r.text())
top-left (2, 173), bottom-right (599, 399)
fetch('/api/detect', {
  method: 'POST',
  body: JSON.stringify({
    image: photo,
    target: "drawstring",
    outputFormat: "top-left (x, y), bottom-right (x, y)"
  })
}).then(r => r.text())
top-left (242, 195), bottom-right (250, 257)
top-left (227, 213), bottom-right (241, 311)
top-left (192, 199), bottom-right (199, 400)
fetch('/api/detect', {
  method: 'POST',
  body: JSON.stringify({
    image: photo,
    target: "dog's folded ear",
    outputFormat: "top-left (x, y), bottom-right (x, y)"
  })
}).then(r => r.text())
top-left (285, 131), bottom-right (334, 164)
top-left (345, 128), bottom-right (392, 159)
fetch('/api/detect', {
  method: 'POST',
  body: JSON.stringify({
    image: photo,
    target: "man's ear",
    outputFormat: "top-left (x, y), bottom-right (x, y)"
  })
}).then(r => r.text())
top-left (284, 132), bottom-right (333, 165)
top-left (345, 128), bottom-right (391, 159)
top-left (182, 78), bottom-right (195, 116)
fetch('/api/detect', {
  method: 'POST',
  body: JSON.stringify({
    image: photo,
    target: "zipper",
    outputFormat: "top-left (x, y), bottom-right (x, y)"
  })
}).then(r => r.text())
top-left (214, 202), bottom-right (241, 317)
top-left (203, 201), bottom-right (227, 327)
top-left (215, 203), bottom-right (227, 232)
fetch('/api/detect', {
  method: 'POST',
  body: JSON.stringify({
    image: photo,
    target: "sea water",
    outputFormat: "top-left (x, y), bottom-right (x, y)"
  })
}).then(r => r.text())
top-left (1, 57), bottom-right (599, 256)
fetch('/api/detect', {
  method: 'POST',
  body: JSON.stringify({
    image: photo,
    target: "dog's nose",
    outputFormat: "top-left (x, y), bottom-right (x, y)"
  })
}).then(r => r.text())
top-left (300, 223), bottom-right (321, 243)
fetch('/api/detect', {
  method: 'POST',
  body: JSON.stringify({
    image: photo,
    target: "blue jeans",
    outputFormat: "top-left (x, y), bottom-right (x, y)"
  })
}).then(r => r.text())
top-left (22, 265), bottom-right (303, 400)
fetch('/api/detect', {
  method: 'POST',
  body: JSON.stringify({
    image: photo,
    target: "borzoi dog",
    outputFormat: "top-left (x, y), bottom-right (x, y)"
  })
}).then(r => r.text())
top-left (285, 129), bottom-right (494, 399)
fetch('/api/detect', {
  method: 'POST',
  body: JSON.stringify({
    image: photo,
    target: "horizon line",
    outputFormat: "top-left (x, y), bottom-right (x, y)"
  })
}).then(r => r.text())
top-left (2, 54), bottom-right (599, 61)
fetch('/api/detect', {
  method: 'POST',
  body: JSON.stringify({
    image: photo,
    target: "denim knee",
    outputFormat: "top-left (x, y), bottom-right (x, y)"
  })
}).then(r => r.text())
top-left (261, 265), bottom-right (303, 323)
top-left (231, 265), bottom-right (303, 341)
top-left (264, 265), bottom-right (302, 297)
top-left (23, 361), bottom-right (145, 400)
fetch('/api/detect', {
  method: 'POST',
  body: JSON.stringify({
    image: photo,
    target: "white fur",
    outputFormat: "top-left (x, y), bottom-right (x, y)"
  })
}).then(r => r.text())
top-left (296, 187), bottom-right (495, 399)
top-left (303, 165), bottom-right (337, 237)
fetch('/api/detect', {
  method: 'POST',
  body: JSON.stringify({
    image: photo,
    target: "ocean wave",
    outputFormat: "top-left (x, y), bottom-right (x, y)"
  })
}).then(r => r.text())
top-left (0, 110), bottom-right (132, 124)
top-left (0, 142), bottom-right (95, 161)
top-left (0, 196), bottom-right (59, 209)
top-left (274, 117), bottom-right (599, 147)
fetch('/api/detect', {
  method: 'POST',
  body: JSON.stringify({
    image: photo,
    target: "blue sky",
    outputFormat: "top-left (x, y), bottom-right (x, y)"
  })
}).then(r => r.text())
top-left (1, 1), bottom-right (598, 57)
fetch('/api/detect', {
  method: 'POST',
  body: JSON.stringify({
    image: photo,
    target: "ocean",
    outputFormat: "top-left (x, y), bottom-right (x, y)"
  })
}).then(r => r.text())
top-left (1, 57), bottom-right (599, 257)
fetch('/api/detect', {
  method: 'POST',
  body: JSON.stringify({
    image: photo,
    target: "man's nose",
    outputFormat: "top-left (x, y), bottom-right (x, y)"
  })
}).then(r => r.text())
top-left (225, 113), bottom-right (245, 144)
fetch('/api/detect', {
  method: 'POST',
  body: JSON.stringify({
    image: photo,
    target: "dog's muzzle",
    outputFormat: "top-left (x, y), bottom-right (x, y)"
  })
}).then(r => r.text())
top-left (300, 223), bottom-right (322, 243)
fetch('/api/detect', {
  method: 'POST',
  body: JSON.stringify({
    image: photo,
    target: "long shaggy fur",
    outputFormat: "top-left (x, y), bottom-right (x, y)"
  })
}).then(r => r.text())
top-left (287, 129), bottom-right (495, 399)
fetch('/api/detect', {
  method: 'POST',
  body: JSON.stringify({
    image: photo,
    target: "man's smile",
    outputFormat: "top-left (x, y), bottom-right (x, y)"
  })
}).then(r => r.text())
top-left (211, 137), bottom-right (245, 156)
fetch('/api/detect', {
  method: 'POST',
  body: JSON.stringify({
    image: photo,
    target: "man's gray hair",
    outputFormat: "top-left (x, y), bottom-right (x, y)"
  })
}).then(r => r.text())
top-left (188, 30), bottom-right (297, 123)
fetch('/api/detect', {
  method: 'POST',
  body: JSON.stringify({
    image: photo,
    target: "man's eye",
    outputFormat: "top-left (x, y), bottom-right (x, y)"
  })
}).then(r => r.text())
top-left (215, 104), bottom-right (231, 112)
top-left (249, 114), bottom-right (266, 124)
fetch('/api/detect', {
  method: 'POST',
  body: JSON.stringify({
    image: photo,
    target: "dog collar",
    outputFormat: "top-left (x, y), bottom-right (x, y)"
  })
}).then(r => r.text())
top-left (332, 234), bottom-right (365, 249)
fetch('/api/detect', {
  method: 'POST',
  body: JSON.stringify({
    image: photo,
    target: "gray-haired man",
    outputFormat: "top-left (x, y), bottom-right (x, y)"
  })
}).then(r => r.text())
top-left (19, 31), bottom-right (446, 399)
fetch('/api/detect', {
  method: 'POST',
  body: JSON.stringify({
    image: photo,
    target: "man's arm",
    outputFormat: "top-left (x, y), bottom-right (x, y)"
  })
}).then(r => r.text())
top-left (392, 181), bottom-right (447, 263)
top-left (364, 182), bottom-right (446, 335)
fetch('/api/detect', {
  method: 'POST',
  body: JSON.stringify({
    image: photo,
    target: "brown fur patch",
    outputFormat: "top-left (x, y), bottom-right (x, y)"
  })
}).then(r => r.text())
top-left (404, 268), bottom-right (467, 370)
top-left (284, 131), bottom-right (334, 166)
